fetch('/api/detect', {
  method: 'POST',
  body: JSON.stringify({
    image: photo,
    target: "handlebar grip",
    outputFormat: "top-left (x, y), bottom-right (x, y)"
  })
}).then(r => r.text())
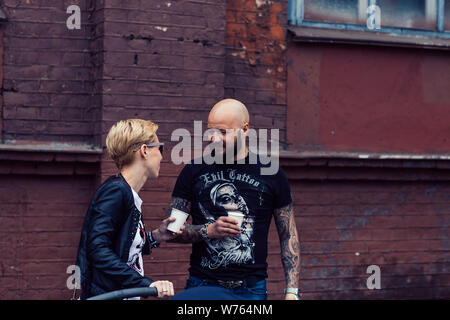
top-left (87, 287), bottom-right (158, 300)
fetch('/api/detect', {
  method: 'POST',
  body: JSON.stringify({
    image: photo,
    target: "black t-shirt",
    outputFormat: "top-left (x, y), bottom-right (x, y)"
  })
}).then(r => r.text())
top-left (172, 153), bottom-right (292, 281)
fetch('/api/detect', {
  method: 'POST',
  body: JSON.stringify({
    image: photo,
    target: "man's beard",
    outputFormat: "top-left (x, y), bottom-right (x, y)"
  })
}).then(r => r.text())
top-left (210, 138), bottom-right (245, 164)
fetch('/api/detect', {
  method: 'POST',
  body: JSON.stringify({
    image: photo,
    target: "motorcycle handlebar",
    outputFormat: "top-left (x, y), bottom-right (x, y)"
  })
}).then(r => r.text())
top-left (87, 287), bottom-right (158, 300)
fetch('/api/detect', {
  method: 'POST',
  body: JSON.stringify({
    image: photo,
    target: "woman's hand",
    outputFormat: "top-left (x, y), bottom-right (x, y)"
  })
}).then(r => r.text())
top-left (152, 217), bottom-right (185, 242)
top-left (150, 280), bottom-right (174, 299)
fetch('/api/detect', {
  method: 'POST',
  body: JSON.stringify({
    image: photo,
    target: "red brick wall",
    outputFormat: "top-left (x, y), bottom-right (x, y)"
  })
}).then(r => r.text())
top-left (0, 28), bottom-right (3, 137)
top-left (0, 173), bottom-right (96, 299)
top-left (97, 0), bottom-right (228, 181)
top-left (278, 159), bottom-right (450, 299)
top-left (1, 0), bottom-right (95, 143)
top-left (290, 181), bottom-right (450, 299)
top-left (99, 0), bottom-right (226, 147)
top-left (0, 0), bottom-right (449, 300)
top-left (225, 0), bottom-right (288, 146)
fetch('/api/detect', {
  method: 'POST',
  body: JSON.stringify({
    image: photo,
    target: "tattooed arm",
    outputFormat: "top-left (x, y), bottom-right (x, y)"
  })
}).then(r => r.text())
top-left (273, 203), bottom-right (300, 300)
top-left (167, 196), bottom-right (242, 243)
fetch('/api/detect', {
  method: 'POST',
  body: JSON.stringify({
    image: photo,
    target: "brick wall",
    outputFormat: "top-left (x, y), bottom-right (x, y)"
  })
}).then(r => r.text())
top-left (225, 0), bottom-right (288, 147)
top-left (1, 0), bottom-right (95, 143)
top-left (0, 0), bottom-right (449, 300)
top-left (97, 0), bottom-right (228, 182)
top-left (99, 0), bottom-right (226, 144)
top-left (278, 159), bottom-right (450, 299)
top-left (293, 180), bottom-right (450, 299)
top-left (0, 28), bottom-right (3, 136)
top-left (0, 172), bottom-right (96, 299)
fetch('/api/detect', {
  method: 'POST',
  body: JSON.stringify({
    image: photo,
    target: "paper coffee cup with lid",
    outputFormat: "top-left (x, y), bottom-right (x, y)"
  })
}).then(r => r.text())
top-left (227, 210), bottom-right (244, 226)
top-left (167, 208), bottom-right (189, 233)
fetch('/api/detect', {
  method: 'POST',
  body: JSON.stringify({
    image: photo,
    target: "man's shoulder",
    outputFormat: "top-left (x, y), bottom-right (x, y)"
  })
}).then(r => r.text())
top-left (178, 159), bottom-right (211, 174)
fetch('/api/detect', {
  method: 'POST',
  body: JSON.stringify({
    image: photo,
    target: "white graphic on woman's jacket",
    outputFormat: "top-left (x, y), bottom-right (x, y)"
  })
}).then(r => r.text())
top-left (199, 181), bottom-right (255, 269)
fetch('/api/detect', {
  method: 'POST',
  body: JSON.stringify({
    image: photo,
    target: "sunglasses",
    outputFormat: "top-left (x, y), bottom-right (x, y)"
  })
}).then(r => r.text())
top-left (133, 142), bottom-right (164, 154)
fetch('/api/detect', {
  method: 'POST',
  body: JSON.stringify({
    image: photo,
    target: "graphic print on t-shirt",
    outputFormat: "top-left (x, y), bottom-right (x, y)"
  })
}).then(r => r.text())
top-left (128, 189), bottom-right (146, 277)
top-left (128, 220), bottom-right (146, 276)
top-left (197, 168), bottom-right (260, 269)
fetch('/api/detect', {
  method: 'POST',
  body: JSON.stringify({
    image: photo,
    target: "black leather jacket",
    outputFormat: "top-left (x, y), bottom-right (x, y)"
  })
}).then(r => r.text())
top-left (76, 173), bottom-right (153, 299)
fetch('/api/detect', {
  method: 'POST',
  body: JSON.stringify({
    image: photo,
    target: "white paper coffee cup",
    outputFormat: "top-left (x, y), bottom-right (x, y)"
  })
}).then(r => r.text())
top-left (167, 208), bottom-right (189, 233)
top-left (227, 211), bottom-right (244, 226)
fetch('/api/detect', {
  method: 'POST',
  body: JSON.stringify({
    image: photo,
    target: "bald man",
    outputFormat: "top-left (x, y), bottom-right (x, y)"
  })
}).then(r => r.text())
top-left (207, 99), bottom-right (250, 161)
top-left (168, 99), bottom-right (300, 300)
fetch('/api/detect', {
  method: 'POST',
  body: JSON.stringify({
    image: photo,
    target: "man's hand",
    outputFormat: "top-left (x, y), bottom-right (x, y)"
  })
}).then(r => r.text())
top-left (206, 216), bottom-right (241, 239)
top-left (150, 280), bottom-right (175, 299)
top-left (152, 217), bottom-right (185, 242)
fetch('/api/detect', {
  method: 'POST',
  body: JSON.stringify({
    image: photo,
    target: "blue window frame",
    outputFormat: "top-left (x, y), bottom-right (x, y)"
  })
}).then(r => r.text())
top-left (288, 0), bottom-right (450, 41)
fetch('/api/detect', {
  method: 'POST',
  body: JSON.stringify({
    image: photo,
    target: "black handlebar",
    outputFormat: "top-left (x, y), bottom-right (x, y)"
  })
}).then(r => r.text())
top-left (87, 287), bottom-right (158, 300)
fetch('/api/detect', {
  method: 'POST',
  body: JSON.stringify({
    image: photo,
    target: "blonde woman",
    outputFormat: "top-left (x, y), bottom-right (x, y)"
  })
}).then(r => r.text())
top-left (76, 119), bottom-right (182, 299)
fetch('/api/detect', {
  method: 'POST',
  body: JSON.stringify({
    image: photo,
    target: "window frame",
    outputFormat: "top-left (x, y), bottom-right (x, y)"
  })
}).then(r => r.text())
top-left (288, 0), bottom-right (450, 49)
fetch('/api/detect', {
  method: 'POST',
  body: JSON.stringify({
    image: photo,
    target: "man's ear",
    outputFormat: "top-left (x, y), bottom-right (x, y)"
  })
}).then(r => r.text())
top-left (242, 123), bottom-right (249, 132)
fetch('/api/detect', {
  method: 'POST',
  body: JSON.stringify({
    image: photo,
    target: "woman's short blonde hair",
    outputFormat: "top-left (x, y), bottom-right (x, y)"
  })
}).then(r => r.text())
top-left (106, 119), bottom-right (158, 169)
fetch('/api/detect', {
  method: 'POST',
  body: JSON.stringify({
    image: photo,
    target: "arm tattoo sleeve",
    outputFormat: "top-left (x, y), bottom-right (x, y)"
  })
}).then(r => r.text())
top-left (273, 203), bottom-right (300, 288)
top-left (166, 196), bottom-right (203, 243)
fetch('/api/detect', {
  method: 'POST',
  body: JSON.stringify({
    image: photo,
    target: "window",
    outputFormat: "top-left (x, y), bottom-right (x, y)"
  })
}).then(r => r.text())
top-left (303, 0), bottom-right (363, 25)
top-left (446, 0), bottom-right (450, 30)
top-left (376, 0), bottom-right (437, 30)
top-left (288, 0), bottom-right (450, 48)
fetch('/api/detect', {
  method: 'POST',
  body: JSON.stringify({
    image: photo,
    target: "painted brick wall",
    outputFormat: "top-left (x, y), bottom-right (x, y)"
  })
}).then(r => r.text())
top-left (0, 173), bottom-right (96, 299)
top-left (278, 161), bottom-right (450, 299)
top-left (288, 180), bottom-right (450, 299)
top-left (99, 0), bottom-right (226, 146)
top-left (0, 28), bottom-right (3, 136)
top-left (1, 0), bottom-right (95, 143)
